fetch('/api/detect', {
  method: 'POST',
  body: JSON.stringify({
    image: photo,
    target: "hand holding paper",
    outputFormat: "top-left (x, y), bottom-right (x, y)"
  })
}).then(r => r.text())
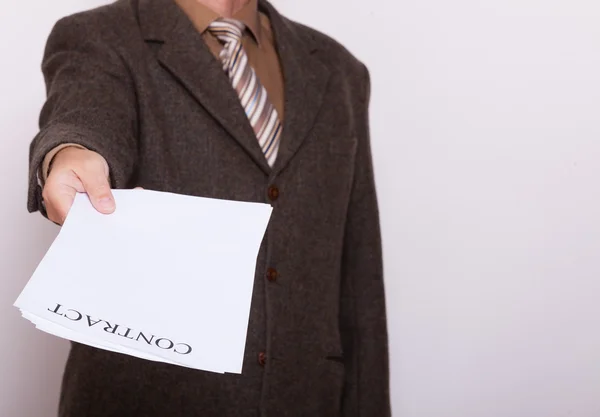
top-left (15, 190), bottom-right (272, 374)
top-left (43, 146), bottom-right (115, 224)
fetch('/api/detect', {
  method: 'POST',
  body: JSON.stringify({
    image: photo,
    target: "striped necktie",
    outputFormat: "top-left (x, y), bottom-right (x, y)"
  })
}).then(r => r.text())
top-left (208, 18), bottom-right (282, 167)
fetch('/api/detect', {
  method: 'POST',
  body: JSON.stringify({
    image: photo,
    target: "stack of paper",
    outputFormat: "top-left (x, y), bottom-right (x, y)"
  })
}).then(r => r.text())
top-left (15, 190), bottom-right (272, 374)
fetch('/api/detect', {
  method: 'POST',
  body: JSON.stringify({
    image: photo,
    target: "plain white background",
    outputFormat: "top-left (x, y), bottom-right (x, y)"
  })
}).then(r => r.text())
top-left (1, 0), bottom-right (599, 416)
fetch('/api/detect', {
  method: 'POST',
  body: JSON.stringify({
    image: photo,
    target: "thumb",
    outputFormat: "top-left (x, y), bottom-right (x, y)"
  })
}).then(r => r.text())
top-left (76, 160), bottom-right (115, 214)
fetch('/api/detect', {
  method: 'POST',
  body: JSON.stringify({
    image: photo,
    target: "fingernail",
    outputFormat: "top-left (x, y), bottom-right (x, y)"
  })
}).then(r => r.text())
top-left (98, 197), bottom-right (115, 212)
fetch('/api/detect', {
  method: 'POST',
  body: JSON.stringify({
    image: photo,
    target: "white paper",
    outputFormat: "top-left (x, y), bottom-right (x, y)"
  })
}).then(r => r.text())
top-left (23, 312), bottom-right (182, 366)
top-left (15, 190), bottom-right (272, 374)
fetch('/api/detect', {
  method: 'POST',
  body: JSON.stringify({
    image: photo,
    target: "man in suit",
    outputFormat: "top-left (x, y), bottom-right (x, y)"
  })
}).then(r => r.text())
top-left (28, 0), bottom-right (390, 415)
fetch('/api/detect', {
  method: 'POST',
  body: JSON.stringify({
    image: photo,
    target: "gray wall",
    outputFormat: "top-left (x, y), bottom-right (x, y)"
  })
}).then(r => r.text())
top-left (1, 0), bottom-right (599, 415)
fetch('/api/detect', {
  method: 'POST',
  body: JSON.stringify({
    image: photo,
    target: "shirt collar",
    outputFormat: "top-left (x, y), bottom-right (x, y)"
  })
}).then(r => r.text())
top-left (174, 0), bottom-right (262, 45)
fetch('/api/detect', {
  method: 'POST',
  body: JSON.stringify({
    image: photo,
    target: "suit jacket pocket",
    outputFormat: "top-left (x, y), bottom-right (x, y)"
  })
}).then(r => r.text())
top-left (325, 354), bottom-right (345, 365)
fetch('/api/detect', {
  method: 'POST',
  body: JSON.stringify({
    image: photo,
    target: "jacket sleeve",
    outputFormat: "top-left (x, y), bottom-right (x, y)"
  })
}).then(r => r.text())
top-left (340, 65), bottom-right (391, 416)
top-left (27, 15), bottom-right (138, 215)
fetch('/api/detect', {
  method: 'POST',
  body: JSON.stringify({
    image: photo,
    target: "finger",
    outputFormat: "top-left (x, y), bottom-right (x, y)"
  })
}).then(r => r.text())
top-left (75, 159), bottom-right (115, 214)
top-left (134, 187), bottom-right (144, 190)
top-left (43, 181), bottom-right (78, 225)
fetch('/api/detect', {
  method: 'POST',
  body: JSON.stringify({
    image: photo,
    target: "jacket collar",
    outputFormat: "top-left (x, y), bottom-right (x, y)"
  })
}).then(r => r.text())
top-left (138, 0), bottom-right (330, 175)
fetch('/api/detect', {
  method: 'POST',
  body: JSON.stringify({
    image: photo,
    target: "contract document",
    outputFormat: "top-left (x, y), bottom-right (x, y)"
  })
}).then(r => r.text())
top-left (15, 190), bottom-right (273, 374)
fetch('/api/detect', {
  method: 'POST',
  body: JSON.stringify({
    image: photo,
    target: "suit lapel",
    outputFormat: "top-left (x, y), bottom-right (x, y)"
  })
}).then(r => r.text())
top-left (139, 0), bottom-right (271, 174)
top-left (260, 1), bottom-right (331, 176)
top-left (138, 0), bottom-right (331, 175)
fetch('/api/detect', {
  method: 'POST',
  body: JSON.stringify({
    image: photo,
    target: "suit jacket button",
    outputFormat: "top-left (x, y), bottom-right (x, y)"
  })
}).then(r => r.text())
top-left (258, 352), bottom-right (267, 366)
top-left (268, 186), bottom-right (280, 201)
top-left (266, 268), bottom-right (278, 282)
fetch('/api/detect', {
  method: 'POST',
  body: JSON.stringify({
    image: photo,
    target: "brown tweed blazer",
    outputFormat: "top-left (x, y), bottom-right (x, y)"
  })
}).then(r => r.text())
top-left (27, 0), bottom-right (390, 416)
